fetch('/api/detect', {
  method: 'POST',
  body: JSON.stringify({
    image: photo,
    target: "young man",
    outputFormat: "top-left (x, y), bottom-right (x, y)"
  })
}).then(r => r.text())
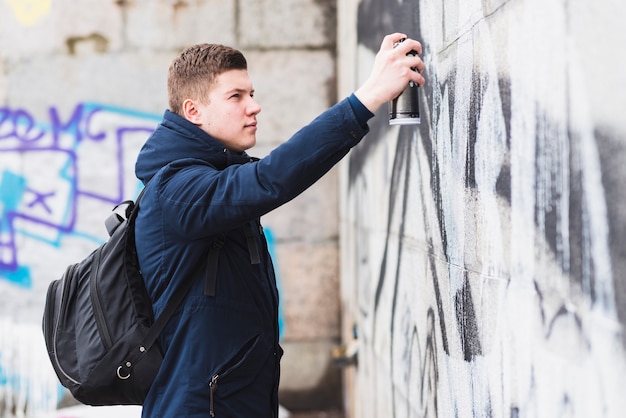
top-left (134, 33), bottom-right (424, 417)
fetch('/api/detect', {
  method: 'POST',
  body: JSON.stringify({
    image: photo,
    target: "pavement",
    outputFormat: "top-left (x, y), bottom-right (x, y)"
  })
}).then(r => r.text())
top-left (35, 404), bottom-right (292, 418)
top-left (289, 412), bottom-right (344, 418)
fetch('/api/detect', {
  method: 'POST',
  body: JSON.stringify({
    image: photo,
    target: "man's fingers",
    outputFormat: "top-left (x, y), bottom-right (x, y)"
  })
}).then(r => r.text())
top-left (395, 38), bottom-right (422, 56)
top-left (382, 33), bottom-right (408, 50)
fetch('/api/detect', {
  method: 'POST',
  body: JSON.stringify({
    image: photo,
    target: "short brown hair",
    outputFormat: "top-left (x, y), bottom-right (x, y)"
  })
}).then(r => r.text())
top-left (167, 43), bottom-right (247, 116)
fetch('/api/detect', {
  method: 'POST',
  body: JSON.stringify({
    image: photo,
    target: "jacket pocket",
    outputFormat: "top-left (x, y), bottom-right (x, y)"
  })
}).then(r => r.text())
top-left (208, 334), bottom-right (273, 416)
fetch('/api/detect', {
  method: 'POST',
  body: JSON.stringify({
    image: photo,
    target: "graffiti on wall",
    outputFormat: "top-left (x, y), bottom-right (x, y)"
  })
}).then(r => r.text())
top-left (0, 102), bottom-right (159, 416)
top-left (343, 0), bottom-right (626, 417)
top-left (0, 103), bottom-right (159, 288)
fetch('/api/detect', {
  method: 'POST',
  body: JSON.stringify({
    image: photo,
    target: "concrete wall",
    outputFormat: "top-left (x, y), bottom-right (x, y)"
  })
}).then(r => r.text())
top-left (338, 0), bottom-right (626, 417)
top-left (0, 0), bottom-right (339, 415)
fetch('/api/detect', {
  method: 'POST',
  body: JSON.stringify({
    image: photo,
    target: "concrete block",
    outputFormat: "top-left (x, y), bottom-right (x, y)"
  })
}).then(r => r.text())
top-left (276, 241), bottom-right (340, 340)
top-left (0, 0), bottom-right (123, 59)
top-left (239, 0), bottom-right (336, 48)
top-left (6, 51), bottom-right (173, 118)
top-left (124, 0), bottom-right (236, 51)
top-left (245, 49), bottom-right (335, 147)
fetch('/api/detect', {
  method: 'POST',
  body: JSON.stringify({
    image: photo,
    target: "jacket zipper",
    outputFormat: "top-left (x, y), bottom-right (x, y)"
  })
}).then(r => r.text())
top-left (90, 246), bottom-right (113, 349)
top-left (209, 374), bottom-right (219, 417)
top-left (207, 335), bottom-right (259, 416)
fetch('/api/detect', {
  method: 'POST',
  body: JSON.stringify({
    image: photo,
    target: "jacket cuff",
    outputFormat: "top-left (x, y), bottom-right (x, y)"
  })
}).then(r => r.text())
top-left (348, 93), bottom-right (375, 128)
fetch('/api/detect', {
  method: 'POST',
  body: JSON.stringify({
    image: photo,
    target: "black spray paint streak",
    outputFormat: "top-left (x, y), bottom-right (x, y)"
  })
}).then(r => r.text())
top-left (348, 0), bottom-right (626, 416)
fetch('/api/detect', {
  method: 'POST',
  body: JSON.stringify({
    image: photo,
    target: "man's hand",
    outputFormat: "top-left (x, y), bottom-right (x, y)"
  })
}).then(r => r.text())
top-left (354, 33), bottom-right (425, 113)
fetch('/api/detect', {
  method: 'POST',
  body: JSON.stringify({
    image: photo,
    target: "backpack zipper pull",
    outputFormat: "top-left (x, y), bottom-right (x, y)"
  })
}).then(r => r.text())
top-left (209, 374), bottom-right (219, 417)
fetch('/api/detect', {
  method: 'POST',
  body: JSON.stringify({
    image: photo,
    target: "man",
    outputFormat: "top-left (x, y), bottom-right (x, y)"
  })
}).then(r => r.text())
top-left (134, 33), bottom-right (424, 417)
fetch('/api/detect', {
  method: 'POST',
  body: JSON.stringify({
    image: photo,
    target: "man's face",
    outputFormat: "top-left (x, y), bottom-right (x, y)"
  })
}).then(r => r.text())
top-left (186, 69), bottom-right (261, 152)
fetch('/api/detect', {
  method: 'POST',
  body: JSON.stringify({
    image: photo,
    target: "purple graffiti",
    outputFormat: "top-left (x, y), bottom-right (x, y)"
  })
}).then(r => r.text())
top-left (0, 103), bottom-right (158, 286)
top-left (25, 188), bottom-right (56, 214)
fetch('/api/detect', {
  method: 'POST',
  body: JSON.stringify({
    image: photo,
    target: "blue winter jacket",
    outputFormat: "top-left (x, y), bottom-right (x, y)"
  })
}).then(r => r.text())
top-left (134, 96), bottom-right (371, 417)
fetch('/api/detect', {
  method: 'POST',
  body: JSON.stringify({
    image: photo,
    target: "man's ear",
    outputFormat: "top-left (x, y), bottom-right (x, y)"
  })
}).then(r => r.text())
top-left (182, 99), bottom-right (201, 125)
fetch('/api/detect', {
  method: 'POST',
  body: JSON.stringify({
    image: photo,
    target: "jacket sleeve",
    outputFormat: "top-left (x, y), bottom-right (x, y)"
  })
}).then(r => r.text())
top-left (160, 97), bottom-right (370, 238)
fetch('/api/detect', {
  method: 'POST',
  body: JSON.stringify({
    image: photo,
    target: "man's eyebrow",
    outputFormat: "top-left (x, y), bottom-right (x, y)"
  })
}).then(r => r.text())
top-left (225, 87), bottom-right (255, 95)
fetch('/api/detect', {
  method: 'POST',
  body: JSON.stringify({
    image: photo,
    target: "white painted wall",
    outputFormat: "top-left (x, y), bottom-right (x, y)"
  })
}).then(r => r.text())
top-left (339, 0), bottom-right (626, 417)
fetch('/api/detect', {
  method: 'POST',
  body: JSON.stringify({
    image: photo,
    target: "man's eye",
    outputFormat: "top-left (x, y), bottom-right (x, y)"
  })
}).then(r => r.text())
top-left (230, 94), bottom-right (240, 99)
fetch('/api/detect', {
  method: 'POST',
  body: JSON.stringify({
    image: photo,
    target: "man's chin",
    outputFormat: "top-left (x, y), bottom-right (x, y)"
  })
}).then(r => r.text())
top-left (233, 139), bottom-right (256, 153)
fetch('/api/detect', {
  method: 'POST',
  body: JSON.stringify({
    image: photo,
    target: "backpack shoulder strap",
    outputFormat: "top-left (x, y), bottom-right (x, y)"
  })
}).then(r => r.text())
top-left (139, 270), bottom-right (196, 352)
top-left (127, 183), bottom-right (186, 354)
top-left (104, 187), bottom-right (148, 237)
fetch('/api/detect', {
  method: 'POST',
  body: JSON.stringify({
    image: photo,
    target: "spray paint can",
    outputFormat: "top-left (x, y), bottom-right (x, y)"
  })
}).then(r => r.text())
top-left (389, 39), bottom-right (420, 125)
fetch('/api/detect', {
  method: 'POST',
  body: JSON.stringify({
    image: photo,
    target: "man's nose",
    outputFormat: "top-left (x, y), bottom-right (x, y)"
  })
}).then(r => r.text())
top-left (248, 98), bottom-right (261, 115)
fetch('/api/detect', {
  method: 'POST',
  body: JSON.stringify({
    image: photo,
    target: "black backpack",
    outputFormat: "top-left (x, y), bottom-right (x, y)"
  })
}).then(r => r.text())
top-left (41, 187), bottom-right (218, 405)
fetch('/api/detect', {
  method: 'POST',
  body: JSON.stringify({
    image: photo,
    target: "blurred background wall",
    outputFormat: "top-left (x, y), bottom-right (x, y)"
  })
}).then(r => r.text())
top-left (0, 0), bottom-right (340, 415)
top-left (337, 0), bottom-right (626, 417)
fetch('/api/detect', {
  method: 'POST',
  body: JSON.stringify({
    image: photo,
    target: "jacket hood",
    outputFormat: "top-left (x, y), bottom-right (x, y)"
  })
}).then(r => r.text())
top-left (135, 110), bottom-right (250, 184)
